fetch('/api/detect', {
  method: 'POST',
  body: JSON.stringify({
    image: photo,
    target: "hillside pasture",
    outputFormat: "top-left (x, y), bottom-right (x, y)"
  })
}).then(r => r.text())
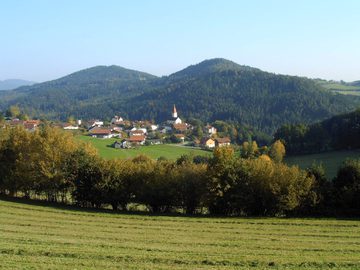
top-left (1, 198), bottom-right (360, 269)
top-left (285, 150), bottom-right (360, 179)
top-left (77, 135), bottom-right (210, 160)
top-left (316, 80), bottom-right (360, 96)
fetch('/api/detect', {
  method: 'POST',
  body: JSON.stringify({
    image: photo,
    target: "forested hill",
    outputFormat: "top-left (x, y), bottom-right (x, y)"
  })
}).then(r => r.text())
top-left (1, 58), bottom-right (360, 134)
top-left (117, 59), bottom-right (360, 133)
top-left (274, 109), bottom-right (360, 154)
top-left (0, 65), bottom-right (157, 119)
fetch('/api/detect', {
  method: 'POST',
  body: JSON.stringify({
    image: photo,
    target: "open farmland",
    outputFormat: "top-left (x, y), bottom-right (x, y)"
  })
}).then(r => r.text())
top-left (77, 135), bottom-right (210, 160)
top-left (1, 199), bottom-right (360, 269)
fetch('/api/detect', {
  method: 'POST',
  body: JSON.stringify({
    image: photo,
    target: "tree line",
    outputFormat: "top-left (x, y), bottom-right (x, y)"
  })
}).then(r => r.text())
top-left (0, 126), bottom-right (359, 216)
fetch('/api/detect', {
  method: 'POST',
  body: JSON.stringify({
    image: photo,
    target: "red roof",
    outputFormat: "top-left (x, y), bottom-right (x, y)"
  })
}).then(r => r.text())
top-left (130, 130), bottom-right (144, 135)
top-left (216, 137), bottom-right (231, 144)
top-left (173, 123), bottom-right (187, 131)
top-left (25, 120), bottom-right (40, 125)
top-left (89, 128), bottom-right (112, 135)
top-left (128, 135), bottom-right (145, 142)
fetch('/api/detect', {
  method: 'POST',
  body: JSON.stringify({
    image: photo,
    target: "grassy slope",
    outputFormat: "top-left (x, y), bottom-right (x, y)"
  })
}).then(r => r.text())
top-left (316, 81), bottom-right (360, 96)
top-left (1, 199), bottom-right (360, 269)
top-left (77, 135), bottom-right (210, 160)
top-left (285, 150), bottom-right (360, 179)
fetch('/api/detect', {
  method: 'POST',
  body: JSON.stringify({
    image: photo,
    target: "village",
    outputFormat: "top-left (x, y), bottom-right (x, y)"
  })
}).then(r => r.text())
top-left (2, 105), bottom-right (231, 150)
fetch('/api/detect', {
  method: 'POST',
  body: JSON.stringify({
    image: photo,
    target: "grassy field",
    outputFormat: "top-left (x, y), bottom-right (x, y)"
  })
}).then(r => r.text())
top-left (77, 135), bottom-right (210, 160)
top-left (315, 80), bottom-right (360, 96)
top-left (1, 199), bottom-right (360, 269)
top-left (285, 150), bottom-right (360, 179)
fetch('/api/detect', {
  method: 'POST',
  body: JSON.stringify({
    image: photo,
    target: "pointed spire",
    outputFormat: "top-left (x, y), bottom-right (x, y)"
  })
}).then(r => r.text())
top-left (172, 104), bottom-right (178, 118)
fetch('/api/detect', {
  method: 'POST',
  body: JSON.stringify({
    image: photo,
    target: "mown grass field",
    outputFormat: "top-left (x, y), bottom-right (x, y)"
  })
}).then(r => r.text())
top-left (285, 150), bottom-right (360, 179)
top-left (77, 135), bottom-right (210, 160)
top-left (1, 199), bottom-right (360, 270)
top-left (316, 81), bottom-right (360, 96)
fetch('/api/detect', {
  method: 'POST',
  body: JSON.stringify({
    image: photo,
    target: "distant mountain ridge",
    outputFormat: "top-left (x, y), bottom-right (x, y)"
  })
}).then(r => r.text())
top-left (0, 79), bottom-right (36, 90)
top-left (1, 58), bottom-right (360, 134)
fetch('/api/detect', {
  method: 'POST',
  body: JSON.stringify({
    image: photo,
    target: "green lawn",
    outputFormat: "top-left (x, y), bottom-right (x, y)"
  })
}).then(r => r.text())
top-left (285, 150), bottom-right (360, 179)
top-left (77, 135), bottom-right (210, 160)
top-left (1, 199), bottom-right (360, 269)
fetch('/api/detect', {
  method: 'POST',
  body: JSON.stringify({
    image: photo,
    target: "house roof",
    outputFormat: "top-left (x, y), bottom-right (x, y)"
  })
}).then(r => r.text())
top-left (25, 120), bottom-right (40, 125)
top-left (175, 134), bottom-right (185, 138)
top-left (24, 123), bottom-right (36, 130)
top-left (216, 137), bottom-right (231, 144)
top-left (130, 129), bottom-right (145, 134)
top-left (128, 135), bottom-right (146, 142)
top-left (173, 123), bottom-right (187, 131)
top-left (89, 128), bottom-right (112, 135)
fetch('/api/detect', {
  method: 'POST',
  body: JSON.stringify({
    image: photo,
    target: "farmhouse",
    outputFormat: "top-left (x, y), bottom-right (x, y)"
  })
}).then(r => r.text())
top-left (7, 119), bottom-right (40, 131)
top-left (89, 128), bottom-right (116, 139)
top-left (127, 135), bottom-right (146, 145)
top-left (201, 138), bottom-right (215, 149)
top-left (215, 137), bottom-right (231, 147)
top-left (63, 123), bottom-right (79, 130)
top-left (130, 129), bottom-right (146, 136)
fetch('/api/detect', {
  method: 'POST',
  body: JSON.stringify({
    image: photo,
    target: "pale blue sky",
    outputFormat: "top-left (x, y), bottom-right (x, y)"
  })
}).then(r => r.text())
top-left (1, 0), bottom-right (359, 82)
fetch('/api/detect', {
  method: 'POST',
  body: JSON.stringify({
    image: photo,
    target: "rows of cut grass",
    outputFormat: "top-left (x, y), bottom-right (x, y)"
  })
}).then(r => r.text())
top-left (1, 199), bottom-right (360, 269)
top-left (77, 135), bottom-right (210, 160)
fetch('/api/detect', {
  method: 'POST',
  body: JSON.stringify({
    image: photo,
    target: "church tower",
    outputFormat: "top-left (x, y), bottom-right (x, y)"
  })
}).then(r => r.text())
top-left (172, 104), bottom-right (178, 118)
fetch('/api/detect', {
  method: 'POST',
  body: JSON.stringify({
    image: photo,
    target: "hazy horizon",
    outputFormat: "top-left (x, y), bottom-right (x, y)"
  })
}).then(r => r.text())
top-left (1, 0), bottom-right (360, 82)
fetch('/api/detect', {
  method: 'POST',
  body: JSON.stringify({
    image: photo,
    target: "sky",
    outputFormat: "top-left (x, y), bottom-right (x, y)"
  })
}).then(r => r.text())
top-left (1, 0), bottom-right (360, 82)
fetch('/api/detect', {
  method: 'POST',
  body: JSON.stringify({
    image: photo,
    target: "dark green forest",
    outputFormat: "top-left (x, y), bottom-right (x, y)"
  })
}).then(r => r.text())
top-left (275, 109), bottom-right (360, 154)
top-left (1, 59), bottom-right (359, 134)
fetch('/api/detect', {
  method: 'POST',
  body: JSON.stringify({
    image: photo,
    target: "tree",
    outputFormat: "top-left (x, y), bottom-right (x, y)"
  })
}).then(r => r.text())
top-left (71, 149), bottom-right (104, 208)
top-left (207, 147), bottom-right (238, 215)
top-left (269, 140), bottom-right (285, 162)
top-left (333, 159), bottom-right (360, 212)
top-left (6, 105), bottom-right (21, 118)
top-left (67, 116), bottom-right (76, 125)
top-left (240, 140), bottom-right (259, 159)
top-left (174, 163), bottom-right (207, 214)
top-left (101, 159), bottom-right (135, 210)
top-left (0, 112), bottom-right (4, 124)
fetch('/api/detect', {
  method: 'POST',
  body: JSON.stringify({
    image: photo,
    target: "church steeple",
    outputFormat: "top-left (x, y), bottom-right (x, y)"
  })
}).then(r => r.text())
top-left (172, 104), bottom-right (178, 118)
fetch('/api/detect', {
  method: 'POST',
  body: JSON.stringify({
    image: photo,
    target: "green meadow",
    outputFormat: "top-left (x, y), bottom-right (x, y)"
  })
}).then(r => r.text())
top-left (77, 135), bottom-right (210, 160)
top-left (285, 150), bottom-right (360, 179)
top-left (1, 198), bottom-right (360, 270)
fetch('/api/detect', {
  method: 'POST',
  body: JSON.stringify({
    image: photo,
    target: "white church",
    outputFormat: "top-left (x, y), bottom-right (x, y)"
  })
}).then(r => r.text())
top-left (171, 104), bottom-right (182, 124)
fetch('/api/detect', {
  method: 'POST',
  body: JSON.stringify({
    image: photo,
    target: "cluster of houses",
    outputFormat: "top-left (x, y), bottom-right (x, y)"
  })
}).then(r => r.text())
top-left (2, 105), bottom-right (232, 150)
top-left (83, 105), bottom-right (231, 149)
top-left (3, 118), bottom-right (41, 132)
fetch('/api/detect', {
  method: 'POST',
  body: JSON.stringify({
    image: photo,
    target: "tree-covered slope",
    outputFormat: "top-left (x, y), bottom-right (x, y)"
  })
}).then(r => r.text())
top-left (1, 59), bottom-right (359, 134)
top-left (275, 109), bottom-right (360, 154)
top-left (0, 65), bottom-right (157, 118)
top-left (118, 59), bottom-right (360, 133)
